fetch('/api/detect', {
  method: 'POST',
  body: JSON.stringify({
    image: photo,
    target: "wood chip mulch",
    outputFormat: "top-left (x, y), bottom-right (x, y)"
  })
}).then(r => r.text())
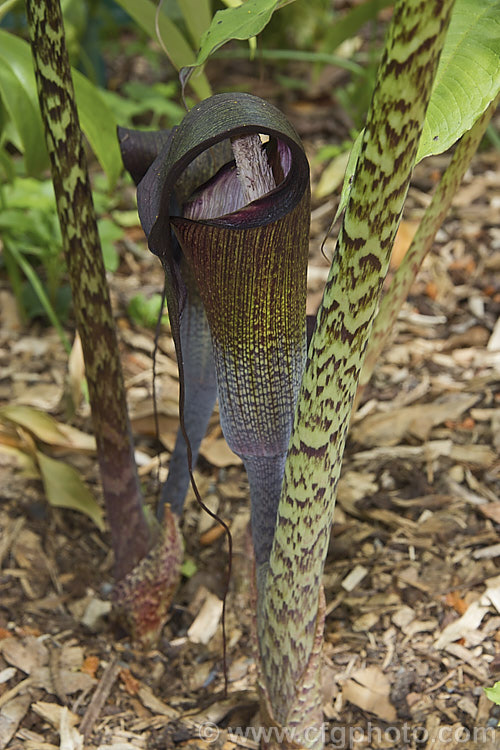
top-left (0, 144), bottom-right (499, 750)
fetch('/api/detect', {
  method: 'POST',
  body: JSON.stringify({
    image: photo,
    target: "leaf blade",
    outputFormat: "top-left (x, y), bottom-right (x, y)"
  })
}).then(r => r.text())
top-left (417, 0), bottom-right (500, 160)
top-left (72, 70), bottom-right (122, 188)
top-left (0, 404), bottom-right (96, 451)
top-left (113, 0), bottom-right (211, 99)
top-left (0, 29), bottom-right (49, 176)
top-left (0, 28), bottom-right (123, 183)
top-left (180, 0), bottom-right (296, 89)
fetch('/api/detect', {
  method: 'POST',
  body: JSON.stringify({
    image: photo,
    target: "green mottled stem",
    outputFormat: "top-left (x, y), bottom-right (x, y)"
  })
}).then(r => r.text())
top-left (26, 0), bottom-right (151, 581)
top-left (357, 92), bottom-right (500, 399)
top-left (259, 0), bottom-right (455, 744)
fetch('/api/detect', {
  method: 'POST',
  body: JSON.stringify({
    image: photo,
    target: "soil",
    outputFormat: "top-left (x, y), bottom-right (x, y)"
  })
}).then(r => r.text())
top-left (0, 65), bottom-right (499, 750)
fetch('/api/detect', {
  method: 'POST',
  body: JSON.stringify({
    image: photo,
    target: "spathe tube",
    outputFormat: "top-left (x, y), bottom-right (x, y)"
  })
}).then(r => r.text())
top-left (118, 128), bottom-right (231, 518)
top-left (136, 92), bottom-right (310, 576)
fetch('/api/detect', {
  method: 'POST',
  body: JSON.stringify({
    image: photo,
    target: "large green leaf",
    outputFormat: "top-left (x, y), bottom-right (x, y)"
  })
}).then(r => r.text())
top-left (180, 0), bottom-right (296, 90)
top-left (0, 30), bottom-right (49, 176)
top-left (0, 29), bottom-right (121, 184)
top-left (336, 0), bottom-right (500, 216)
top-left (417, 0), bottom-right (500, 160)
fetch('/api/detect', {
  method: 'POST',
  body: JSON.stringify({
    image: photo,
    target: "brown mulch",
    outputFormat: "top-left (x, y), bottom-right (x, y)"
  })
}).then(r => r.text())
top-left (0, 128), bottom-right (500, 749)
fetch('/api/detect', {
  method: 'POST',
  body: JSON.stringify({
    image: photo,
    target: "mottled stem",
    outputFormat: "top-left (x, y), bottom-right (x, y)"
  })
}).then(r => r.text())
top-left (357, 92), bottom-right (500, 402)
top-left (26, 0), bottom-right (151, 580)
top-left (259, 0), bottom-right (455, 745)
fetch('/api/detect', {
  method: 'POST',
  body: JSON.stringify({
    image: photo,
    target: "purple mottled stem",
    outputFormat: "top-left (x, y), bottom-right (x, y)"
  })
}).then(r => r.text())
top-left (27, 0), bottom-right (151, 582)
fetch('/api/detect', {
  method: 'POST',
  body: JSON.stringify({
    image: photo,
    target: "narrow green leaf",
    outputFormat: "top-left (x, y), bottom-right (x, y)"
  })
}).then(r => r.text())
top-left (335, 130), bottom-right (363, 219)
top-left (36, 450), bottom-right (105, 531)
top-left (214, 46), bottom-right (364, 74)
top-left (6, 242), bottom-right (72, 353)
top-left (0, 147), bottom-right (15, 181)
top-left (112, 0), bottom-right (211, 100)
top-left (177, 0), bottom-right (212, 48)
top-left (417, 0), bottom-right (500, 160)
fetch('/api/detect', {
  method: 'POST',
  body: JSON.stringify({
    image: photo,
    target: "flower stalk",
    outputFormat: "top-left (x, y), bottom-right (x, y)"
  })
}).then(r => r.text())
top-left (258, 0), bottom-right (455, 744)
top-left (121, 0), bottom-right (457, 737)
top-left (28, 0), bottom-right (184, 646)
top-left (26, 0), bottom-right (152, 582)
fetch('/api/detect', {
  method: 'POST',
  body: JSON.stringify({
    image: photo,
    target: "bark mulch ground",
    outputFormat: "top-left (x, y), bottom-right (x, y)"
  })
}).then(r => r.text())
top-left (0, 130), bottom-right (499, 749)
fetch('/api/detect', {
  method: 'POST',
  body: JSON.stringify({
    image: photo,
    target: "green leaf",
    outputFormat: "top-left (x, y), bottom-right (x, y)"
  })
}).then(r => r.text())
top-left (0, 30), bottom-right (49, 176)
top-left (484, 681), bottom-right (500, 705)
top-left (127, 293), bottom-right (168, 328)
top-left (177, 0), bottom-right (212, 49)
top-left (6, 242), bottom-right (72, 353)
top-left (0, 29), bottom-right (122, 184)
top-left (5, 177), bottom-right (57, 211)
top-left (181, 557), bottom-right (197, 578)
top-left (337, 0), bottom-right (500, 217)
top-left (72, 70), bottom-right (122, 188)
top-left (36, 450), bottom-right (105, 531)
top-left (336, 130), bottom-right (363, 218)
top-left (417, 0), bottom-right (500, 160)
top-left (0, 0), bottom-right (22, 23)
top-left (97, 217), bottom-right (122, 272)
top-left (180, 0), bottom-right (295, 90)
top-left (112, 0), bottom-right (211, 100)
top-left (0, 147), bottom-right (15, 182)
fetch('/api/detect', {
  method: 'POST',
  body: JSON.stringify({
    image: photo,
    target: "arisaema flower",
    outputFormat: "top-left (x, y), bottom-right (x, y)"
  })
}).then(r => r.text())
top-left (120, 93), bottom-right (310, 589)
